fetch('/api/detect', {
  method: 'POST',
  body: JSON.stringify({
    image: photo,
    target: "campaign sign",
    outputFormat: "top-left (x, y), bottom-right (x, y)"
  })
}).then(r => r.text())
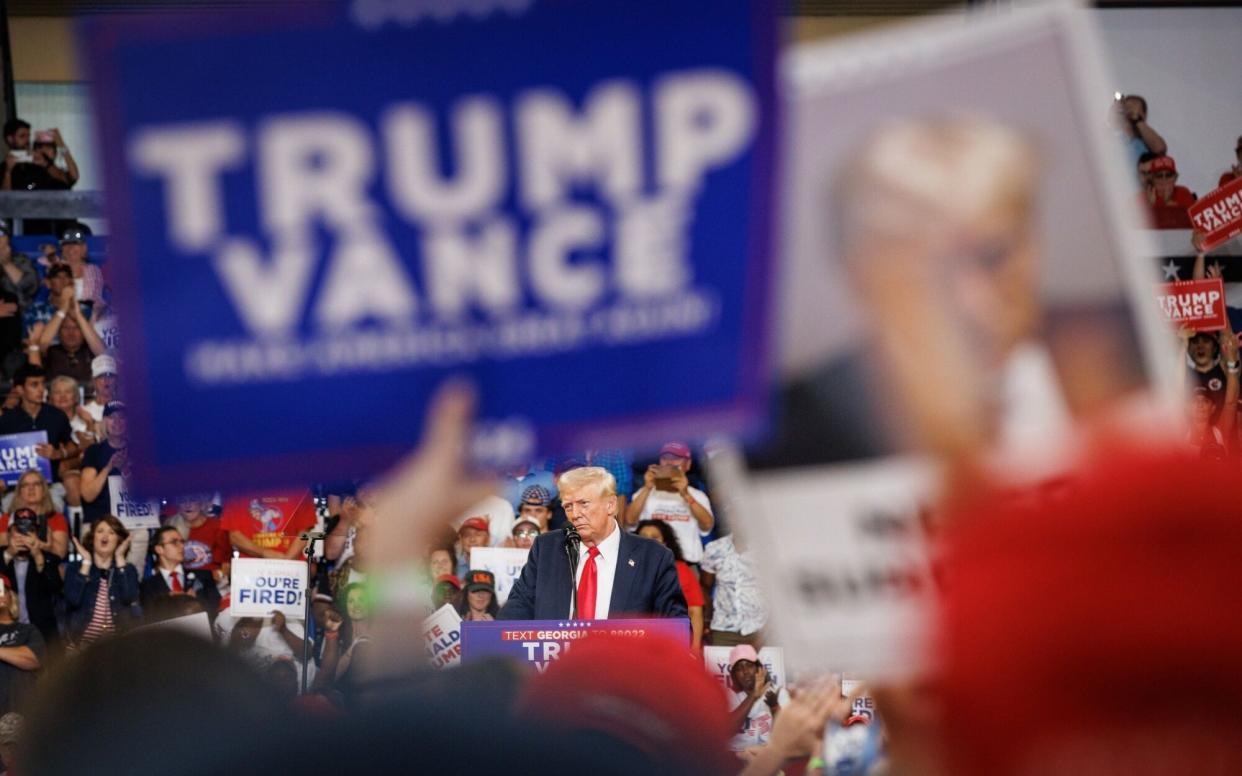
top-left (469, 546), bottom-right (529, 606)
top-left (107, 475), bottom-right (162, 529)
top-left (704, 645), bottom-right (787, 691)
top-left (230, 558), bottom-right (308, 618)
top-left (0, 432), bottom-right (50, 486)
top-left (424, 603), bottom-right (464, 670)
top-left (1155, 278), bottom-right (1227, 332)
top-left (461, 618), bottom-right (689, 672)
top-left (1190, 177), bottom-right (1242, 252)
top-left (82, 1), bottom-right (777, 495)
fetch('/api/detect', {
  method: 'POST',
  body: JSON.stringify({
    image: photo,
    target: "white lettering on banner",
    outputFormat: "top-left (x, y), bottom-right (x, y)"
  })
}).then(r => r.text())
top-left (423, 604), bottom-right (463, 669)
top-left (1157, 290), bottom-right (1222, 321)
top-left (107, 475), bottom-right (161, 529)
top-left (1191, 191), bottom-right (1242, 233)
top-left (129, 70), bottom-right (756, 384)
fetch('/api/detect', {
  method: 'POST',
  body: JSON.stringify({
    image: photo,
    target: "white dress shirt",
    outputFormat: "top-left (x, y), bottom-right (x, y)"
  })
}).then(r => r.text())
top-left (159, 563), bottom-right (187, 591)
top-left (570, 519), bottom-right (621, 620)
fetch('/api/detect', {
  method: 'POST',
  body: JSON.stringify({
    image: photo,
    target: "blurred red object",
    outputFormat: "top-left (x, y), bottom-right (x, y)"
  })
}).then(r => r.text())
top-left (938, 445), bottom-right (1242, 775)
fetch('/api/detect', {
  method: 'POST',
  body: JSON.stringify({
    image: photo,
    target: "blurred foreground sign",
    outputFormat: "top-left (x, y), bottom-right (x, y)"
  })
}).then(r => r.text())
top-left (83, 0), bottom-right (776, 495)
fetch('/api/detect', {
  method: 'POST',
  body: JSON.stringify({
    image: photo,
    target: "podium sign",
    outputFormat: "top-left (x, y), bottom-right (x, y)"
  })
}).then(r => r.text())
top-left (461, 618), bottom-right (689, 671)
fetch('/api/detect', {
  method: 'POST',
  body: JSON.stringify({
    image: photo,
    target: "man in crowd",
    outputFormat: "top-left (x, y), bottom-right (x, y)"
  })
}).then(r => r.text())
top-left (516, 485), bottom-right (552, 531)
top-left (82, 355), bottom-right (116, 422)
top-left (221, 490), bottom-right (316, 560)
top-left (455, 516), bottom-right (491, 580)
top-left (78, 402), bottom-right (145, 562)
top-left (509, 513), bottom-right (542, 550)
top-left (140, 525), bottom-right (220, 617)
top-left (701, 529), bottom-right (766, 648)
top-left (501, 466), bottom-right (687, 620)
top-left (21, 263), bottom-right (73, 337)
top-left (500, 462), bottom-right (557, 513)
top-left (1114, 93), bottom-right (1167, 165)
top-left (1139, 154), bottom-right (1196, 228)
top-left (1187, 330), bottom-right (1228, 419)
top-left (724, 645), bottom-right (789, 755)
top-left (34, 284), bottom-right (104, 386)
top-left (624, 442), bottom-right (713, 565)
top-left (0, 364), bottom-right (76, 484)
top-left (1, 510), bottom-right (61, 649)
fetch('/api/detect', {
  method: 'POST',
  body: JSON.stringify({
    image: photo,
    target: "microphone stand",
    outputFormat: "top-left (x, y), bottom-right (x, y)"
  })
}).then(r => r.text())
top-left (564, 524), bottom-right (581, 619)
top-left (300, 530), bottom-right (326, 695)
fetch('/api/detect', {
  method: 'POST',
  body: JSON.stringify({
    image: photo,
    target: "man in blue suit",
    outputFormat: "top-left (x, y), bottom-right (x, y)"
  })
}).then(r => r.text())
top-left (500, 467), bottom-right (687, 620)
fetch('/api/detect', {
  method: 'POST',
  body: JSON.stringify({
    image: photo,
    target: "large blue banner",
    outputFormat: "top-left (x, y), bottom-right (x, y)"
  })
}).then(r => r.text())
top-left (82, 1), bottom-right (777, 495)
top-left (461, 618), bottom-right (689, 670)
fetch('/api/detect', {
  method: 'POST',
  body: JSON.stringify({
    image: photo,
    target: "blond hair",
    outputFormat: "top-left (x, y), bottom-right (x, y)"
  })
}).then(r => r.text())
top-left (835, 115), bottom-right (1037, 258)
top-left (557, 466), bottom-right (616, 498)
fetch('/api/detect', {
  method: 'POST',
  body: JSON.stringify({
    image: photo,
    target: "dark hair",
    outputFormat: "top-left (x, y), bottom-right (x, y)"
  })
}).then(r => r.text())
top-left (634, 519), bottom-right (685, 563)
top-left (84, 515), bottom-right (130, 555)
top-left (1123, 93), bottom-right (1148, 116)
top-left (457, 582), bottom-right (499, 618)
top-left (1137, 151), bottom-right (1161, 167)
top-left (12, 364), bottom-right (45, 387)
top-left (46, 263), bottom-right (71, 279)
top-left (152, 525), bottom-right (180, 552)
top-left (2, 119), bottom-right (28, 141)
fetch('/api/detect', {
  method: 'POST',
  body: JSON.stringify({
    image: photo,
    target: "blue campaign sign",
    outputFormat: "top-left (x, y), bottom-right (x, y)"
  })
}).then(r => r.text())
top-left (0, 432), bottom-right (51, 486)
top-left (82, 1), bottom-right (777, 495)
top-left (461, 618), bottom-right (689, 671)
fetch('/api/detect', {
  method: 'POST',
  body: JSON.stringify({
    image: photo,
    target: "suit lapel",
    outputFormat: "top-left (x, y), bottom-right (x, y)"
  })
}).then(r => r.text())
top-left (609, 531), bottom-right (637, 614)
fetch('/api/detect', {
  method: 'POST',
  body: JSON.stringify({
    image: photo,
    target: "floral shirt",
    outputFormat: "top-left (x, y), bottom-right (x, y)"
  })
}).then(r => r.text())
top-left (701, 536), bottom-right (766, 636)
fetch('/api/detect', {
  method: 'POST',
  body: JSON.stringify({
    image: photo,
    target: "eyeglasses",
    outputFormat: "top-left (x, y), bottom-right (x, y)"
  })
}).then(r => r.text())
top-left (1153, 171), bottom-right (1176, 180)
top-left (160, 538), bottom-right (184, 546)
top-left (514, 529), bottom-right (540, 539)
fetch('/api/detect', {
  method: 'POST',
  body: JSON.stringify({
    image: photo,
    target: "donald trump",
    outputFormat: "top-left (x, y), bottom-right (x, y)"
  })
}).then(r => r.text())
top-left (499, 467), bottom-right (687, 620)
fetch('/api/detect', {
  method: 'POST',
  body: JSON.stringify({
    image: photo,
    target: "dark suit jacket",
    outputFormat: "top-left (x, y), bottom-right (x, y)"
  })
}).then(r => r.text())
top-left (2, 550), bottom-right (62, 644)
top-left (139, 567), bottom-right (221, 618)
top-left (499, 527), bottom-right (687, 621)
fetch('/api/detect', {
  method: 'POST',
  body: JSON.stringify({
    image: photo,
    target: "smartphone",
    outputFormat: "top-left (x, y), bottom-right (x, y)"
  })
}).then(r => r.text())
top-left (9, 150), bottom-right (30, 163)
top-left (653, 464), bottom-right (679, 492)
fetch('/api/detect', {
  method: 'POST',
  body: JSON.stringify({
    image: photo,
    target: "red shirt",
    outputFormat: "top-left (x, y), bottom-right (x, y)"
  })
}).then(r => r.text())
top-left (1220, 171), bottom-right (1239, 189)
top-left (675, 560), bottom-right (705, 607)
top-left (183, 517), bottom-right (232, 571)
top-left (1139, 186), bottom-right (1196, 229)
top-left (220, 491), bottom-right (316, 557)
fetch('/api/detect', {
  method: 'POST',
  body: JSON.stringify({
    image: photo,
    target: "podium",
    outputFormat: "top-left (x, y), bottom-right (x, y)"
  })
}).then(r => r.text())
top-left (460, 618), bottom-right (690, 668)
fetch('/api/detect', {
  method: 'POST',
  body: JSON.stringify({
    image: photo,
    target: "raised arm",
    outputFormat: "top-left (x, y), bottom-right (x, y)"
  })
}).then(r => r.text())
top-left (71, 302), bottom-right (106, 357)
top-left (624, 466), bottom-right (656, 526)
top-left (1219, 326), bottom-right (1240, 447)
top-left (51, 130), bottom-right (78, 185)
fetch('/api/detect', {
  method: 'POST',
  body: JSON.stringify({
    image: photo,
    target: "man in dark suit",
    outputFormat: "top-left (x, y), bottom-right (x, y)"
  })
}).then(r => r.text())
top-left (141, 526), bottom-right (220, 621)
top-left (2, 512), bottom-right (62, 647)
top-left (500, 467), bottom-right (687, 621)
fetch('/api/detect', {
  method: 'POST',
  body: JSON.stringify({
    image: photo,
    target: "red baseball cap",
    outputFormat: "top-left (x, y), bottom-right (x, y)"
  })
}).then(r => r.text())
top-left (937, 446), bottom-right (1242, 774)
top-left (1150, 155), bottom-right (1177, 174)
top-left (659, 441), bottom-right (692, 460)
top-left (458, 516), bottom-right (489, 534)
top-left (516, 634), bottom-right (733, 772)
top-left (434, 574), bottom-right (463, 590)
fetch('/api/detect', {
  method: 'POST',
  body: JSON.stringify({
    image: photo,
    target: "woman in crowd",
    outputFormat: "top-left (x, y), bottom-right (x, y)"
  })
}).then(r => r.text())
top-left (63, 515), bottom-right (139, 647)
top-left (0, 470), bottom-right (69, 561)
top-left (636, 519), bottom-right (706, 653)
top-left (457, 570), bottom-right (499, 622)
top-left (428, 545), bottom-right (455, 579)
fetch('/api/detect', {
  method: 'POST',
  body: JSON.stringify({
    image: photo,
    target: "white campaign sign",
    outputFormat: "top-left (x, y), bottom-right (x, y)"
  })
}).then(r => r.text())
top-left (229, 558), bottom-right (308, 619)
top-left (107, 475), bottom-right (161, 529)
top-left (704, 645), bottom-right (788, 691)
top-left (423, 603), bottom-right (463, 669)
top-left (469, 546), bottom-right (529, 606)
top-left (710, 448), bottom-right (937, 680)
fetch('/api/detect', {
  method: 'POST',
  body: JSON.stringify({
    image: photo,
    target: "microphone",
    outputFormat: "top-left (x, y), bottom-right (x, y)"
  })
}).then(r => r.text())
top-left (564, 523), bottom-right (582, 618)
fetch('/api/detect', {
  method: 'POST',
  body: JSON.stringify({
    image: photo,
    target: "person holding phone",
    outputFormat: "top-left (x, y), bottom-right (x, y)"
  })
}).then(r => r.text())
top-left (725, 644), bottom-right (789, 755)
top-left (624, 441), bottom-right (714, 564)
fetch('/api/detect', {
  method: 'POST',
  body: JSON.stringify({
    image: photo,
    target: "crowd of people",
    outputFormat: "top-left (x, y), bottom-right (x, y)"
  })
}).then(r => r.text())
top-left (0, 83), bottom-right (1225, 776)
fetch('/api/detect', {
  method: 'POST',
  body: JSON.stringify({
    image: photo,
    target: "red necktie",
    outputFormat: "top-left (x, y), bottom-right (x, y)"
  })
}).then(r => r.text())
top-left (171, 570), bottom-right (183, 593)
top-left (577, 547), bottom-right (600, 620)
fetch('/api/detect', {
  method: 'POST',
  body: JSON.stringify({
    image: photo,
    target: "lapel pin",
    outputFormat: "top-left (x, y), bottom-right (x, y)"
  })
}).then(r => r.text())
top-left (628, 559), bottom-right (635, 567)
